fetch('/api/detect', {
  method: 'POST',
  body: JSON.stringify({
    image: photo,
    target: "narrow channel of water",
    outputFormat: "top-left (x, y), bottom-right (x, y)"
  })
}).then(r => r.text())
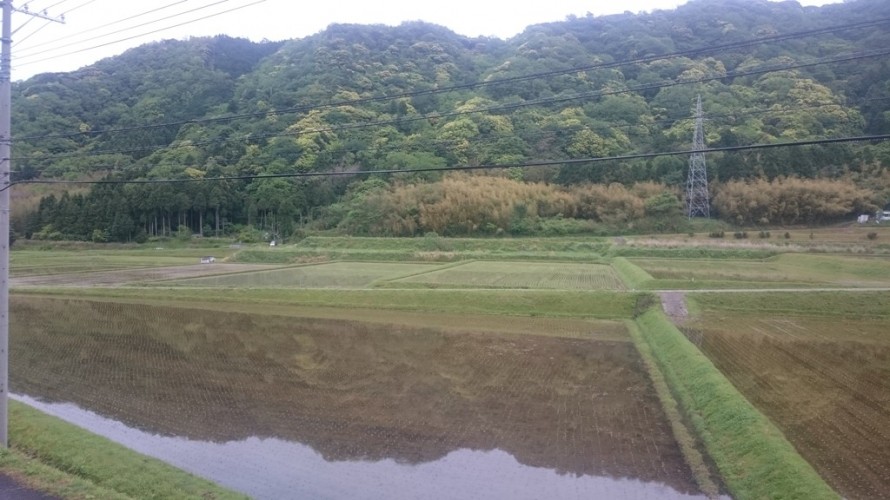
top-left (14, 394), bottom-right (710, 499)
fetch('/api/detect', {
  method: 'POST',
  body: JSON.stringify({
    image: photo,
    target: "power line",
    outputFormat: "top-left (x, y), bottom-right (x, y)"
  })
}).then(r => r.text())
top-left (13, 15), bottom-right (890, 141)
top-left (7, 134), bottom-right (889, 191)
top-left (15, 0), bottom-right (266, 68)
top-left (14, 0), bottom-right (186, 53)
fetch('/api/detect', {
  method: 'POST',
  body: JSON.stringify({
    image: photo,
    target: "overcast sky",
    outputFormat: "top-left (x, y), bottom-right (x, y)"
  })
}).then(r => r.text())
top-left (9, 0), bottom-right (842, 81)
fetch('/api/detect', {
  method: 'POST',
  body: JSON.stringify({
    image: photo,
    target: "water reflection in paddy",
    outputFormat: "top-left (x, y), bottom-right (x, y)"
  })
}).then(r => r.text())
top-left (15, 395), bottom-right (708, 499)
top-left (11, 296), bottom-right (712, 498)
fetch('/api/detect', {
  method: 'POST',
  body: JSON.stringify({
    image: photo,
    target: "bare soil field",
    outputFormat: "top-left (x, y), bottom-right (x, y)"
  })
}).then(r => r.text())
top-left (685, 312), bottom-right (890, 499)
top-left (10, 264), bottom-right (280, 287)
top-left (10, 295), bottom-right (702, 496)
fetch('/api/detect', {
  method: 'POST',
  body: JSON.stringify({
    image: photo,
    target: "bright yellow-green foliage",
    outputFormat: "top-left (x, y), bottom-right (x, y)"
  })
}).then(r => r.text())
top-left (7, 401), bottom-right (246, 500)
top-left (634, 309), bottom-right (837, 499)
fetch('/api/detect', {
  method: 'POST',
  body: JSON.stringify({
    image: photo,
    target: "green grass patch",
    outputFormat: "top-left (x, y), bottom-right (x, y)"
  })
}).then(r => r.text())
top-left (10, 246), bottom-right (243, 278)
top-left (388, 261), bottom-right (625, 290)
top-left (634, 309), bottom-right (836, 499)
top-left (610, 257), bottom-right (654, 289)
top-left (0, 447), bottom-right (128, 500)
top-left (625, 320), bottom-right (721, 497)
top-left (7, 401), bottom-right (245, 499)
top-left (10, 251), bottom-right (202, 277)
top-left (631, 254), bottom-right (890, 288)
top-left (15, 288), bottom-right (638, 319)
top-left (168, 262), bottom-right (440, 288)
top-left (297, 235), bottom-right (610, 253)
top-left (688, 291), bottom-right (890, 318)
top-left (609, 245), bottom-right (780, 259)
top-left (228, 236), bottom-right (611, 263)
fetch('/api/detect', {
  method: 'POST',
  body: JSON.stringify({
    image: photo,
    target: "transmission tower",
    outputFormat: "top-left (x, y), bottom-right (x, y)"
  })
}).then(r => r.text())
top-left (685, 95), bottom-right (710, 218)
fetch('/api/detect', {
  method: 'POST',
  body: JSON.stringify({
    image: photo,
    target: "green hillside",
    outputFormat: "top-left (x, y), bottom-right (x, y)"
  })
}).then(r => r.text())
top-left (11, 0), bottom-right (890, 241)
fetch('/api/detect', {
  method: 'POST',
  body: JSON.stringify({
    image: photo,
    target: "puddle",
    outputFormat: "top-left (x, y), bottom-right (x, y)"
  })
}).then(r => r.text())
top-left (14, 394), bottom-right (710, 499)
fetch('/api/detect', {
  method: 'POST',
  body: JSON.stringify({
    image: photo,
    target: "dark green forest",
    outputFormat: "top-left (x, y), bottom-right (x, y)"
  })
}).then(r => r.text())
top-left (11, 0), bottom-right (890, 241)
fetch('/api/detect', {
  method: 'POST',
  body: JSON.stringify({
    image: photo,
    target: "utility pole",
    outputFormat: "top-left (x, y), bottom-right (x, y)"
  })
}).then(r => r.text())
top-left (685, 94), bottom-right (710, 218)
top-left (0, 0), bottom-right (63, 448)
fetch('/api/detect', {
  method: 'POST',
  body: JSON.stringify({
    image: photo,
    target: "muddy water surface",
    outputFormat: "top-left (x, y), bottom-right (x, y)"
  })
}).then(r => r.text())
top-left (12, 296), bottom-right (708, 499)
top-left (15, 395), bottom-right (703, 499)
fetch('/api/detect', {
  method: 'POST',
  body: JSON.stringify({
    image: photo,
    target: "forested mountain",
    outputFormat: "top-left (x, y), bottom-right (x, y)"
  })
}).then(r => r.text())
top-left (12, 0), bottom-right (890, 241)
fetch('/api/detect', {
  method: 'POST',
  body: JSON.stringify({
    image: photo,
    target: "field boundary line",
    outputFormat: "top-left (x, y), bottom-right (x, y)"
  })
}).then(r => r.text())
top-left (626, 319), bottom-right (721, 498)
top-left (634, 308), bottom-right (837, 499)
top-left (376, 260), bottom-right (474, 286)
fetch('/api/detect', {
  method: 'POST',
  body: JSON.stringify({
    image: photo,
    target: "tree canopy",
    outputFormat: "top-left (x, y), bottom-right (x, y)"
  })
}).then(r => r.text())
top-left (10, 0), bottom-right (890, 240)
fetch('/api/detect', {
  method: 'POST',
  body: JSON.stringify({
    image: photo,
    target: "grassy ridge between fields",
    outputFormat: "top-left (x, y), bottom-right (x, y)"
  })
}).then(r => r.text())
top-left (625, 321), bottom-right (720, 497)
top-left (3, 401), bottom-right (245, 500)
top-left (633, 309), bottom-right (837, 499)
top-left (610, 257), bottom-right (654, 289)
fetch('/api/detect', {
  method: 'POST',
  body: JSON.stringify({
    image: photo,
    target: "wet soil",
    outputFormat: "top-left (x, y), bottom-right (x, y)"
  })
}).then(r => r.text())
top-left (695, 313), bottom-right (890, 499)
top-left (10, 296), bottom-right (703, 496)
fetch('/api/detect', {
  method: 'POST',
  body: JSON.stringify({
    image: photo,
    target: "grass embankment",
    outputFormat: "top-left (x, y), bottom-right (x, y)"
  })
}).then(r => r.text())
top-left (14, 287), bottom-right (639, 319)
top-left (233, 236), bottom-right (610, 263)
top-left (610, 257), bottom-right (654, 289)
top-left (2, 401), bottom-right (245, 500)
top-left (625, 320), bottom-right (721, 497)
top-left (633, 308), bottom-right (836, 499)
top-left (608, 244), bottom-right (780, 259)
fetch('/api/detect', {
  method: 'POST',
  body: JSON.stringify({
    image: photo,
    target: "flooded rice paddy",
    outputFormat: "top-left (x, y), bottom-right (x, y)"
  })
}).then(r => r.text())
top-left (11, 295), bottom-right (706, 498)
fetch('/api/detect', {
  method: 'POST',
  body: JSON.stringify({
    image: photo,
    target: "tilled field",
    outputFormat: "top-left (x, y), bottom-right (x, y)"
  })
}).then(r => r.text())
top-left (10, 295), bottom-right (702, 498)
top-left (10, 264), bottom-right (281, 287)
top-left (686, 313), bottom-right (890, 499)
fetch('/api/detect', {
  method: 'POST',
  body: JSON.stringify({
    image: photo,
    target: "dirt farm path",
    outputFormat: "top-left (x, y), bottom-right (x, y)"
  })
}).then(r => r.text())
top-left (658, 291), bottom-right (689, 324)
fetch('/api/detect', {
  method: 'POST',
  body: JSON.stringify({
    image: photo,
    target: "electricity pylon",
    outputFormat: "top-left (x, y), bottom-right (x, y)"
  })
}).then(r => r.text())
top-left (685, 94), bottom-right (710, 218)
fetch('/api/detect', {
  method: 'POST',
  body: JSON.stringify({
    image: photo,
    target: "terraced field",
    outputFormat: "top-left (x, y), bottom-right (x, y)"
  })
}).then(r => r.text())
top-left (167, 262), bottom-right (441, 288)
top-left (631, 253), bottom-right (890, 288)
top-left (391, 261), bottom-right (627, 290)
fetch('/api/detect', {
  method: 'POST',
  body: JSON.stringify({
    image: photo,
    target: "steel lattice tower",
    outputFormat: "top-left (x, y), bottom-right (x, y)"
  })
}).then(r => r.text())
top-left (685, 95), bottom-right (710, 218)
